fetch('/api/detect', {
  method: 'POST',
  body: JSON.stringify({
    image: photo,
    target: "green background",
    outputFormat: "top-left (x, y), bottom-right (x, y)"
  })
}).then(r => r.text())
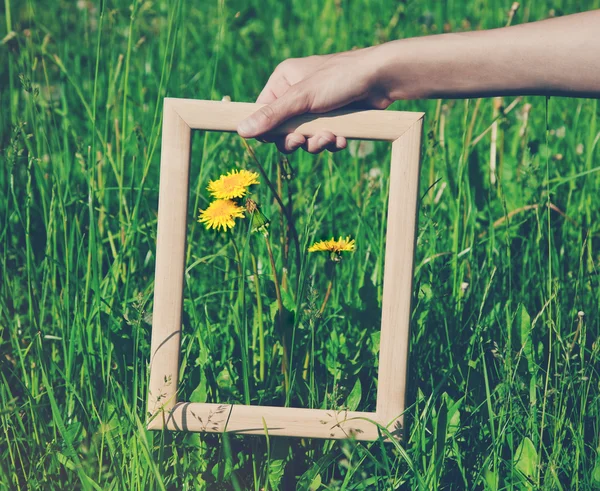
top-left (1, 0), bottom-right (600, 488)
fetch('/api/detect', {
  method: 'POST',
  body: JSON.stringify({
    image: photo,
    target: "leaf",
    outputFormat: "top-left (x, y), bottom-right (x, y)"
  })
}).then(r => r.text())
top-left (483, 467), bottom-right (498, 491)
top-left (268, 459), bottom-right (285, 489)
top-left (269, 300), bottom-right (279, 323)
top-left (189, 370), bottom-right (208, 403)
top-left (183, 433), bottom-right (202, 449)
top-left (514, 437), bottom-right (538, 486)
top-left (197, 341), bottom-right (209, 366)
top-left (591, 460), bottom-right (600, 486)
top-left (281, 287), bottom-right (296, 313)
top-left (370, 331), bottom-right (380, 357)
top-left (418, 282), bottom-right (433, 302)
top-left (211, 460), bottom-right (232, 482)
top-left (308, 473), bottom-right (322, 490)
top-left (63, 421), bottom-right (83, 448)
top-left (445, 394), bottom-right (463, 438)
top-left (432, 395), bottom-right (449, 486)
top-left (517, 304), bottom-right (536, 375)
top-left (297, 451), bottom-right (340, 489)
top-left (56, 452), bottom-right (77, 471)
top-left (216, 367), bottom-right (232, 389)
top-left (345, 378), bottom-right (362, 411)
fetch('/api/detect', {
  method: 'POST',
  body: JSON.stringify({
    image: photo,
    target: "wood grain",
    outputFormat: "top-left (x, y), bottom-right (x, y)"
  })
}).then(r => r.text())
top-left (148, 402), bottom-right (381, 441)
top-left (147, 100), bottom-right (191, 420)
top-left (168, 98), bottom-right (424, 141)
top-left (375, 118), bottom-right (424, 437)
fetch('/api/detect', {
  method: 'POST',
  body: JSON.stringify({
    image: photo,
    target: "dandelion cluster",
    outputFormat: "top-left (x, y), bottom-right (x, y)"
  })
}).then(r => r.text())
top-left (198, 168), bottom-right (260, 231)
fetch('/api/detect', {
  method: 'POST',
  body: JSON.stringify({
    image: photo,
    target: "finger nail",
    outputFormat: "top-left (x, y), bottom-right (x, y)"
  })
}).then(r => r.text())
top-left (318, 137), bottom-right (330, 147)
top-left (290, 136), bottom-right (304, 146)
top-left (238, 118), bottom-right (256, 137)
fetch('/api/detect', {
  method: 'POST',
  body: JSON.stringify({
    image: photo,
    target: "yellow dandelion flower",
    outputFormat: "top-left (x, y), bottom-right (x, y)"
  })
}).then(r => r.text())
top-left (198, 199), bottom-right (245, 231)
top-left (207, 169), bottom-right (260, 199)
top-left (308, 236), bottom-right (356, 254)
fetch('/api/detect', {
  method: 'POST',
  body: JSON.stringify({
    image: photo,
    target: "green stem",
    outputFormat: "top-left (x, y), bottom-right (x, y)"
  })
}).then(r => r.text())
top-left (264, 233), bottom-right (288, 393)
top-left (230, 236), bottom-right (243, 279)
top-left (242, 139), bottom-right (301, 282)
top-left (251, 254), bottom-right (265, 382)
top-left (5, 0), bottom-right (16, 126)
top-left (318, 278), bottom-right (333, 316)
top-left (231, 236), bottom-right (250, 404)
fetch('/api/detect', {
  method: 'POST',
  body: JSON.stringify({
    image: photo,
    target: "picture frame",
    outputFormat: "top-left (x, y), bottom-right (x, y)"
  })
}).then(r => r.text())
top-left (147, 98), bottom-right (424, 441)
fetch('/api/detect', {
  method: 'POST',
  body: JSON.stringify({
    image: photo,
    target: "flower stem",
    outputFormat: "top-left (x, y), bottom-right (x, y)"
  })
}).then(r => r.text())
top-left (318, 279), bottom-right (333, 316)
top-left (242, 138), bottom-right (301, 284)
top-left (303, 263), bottom-right (336, 399)
top-left (264, 232), bottom-right (289, 393)
top-left (230, 236), bottom-right (250, 404)
top-left (230, 236), bottom-right (242, 279)
top-left (251, 254), bottom-right (265, 382)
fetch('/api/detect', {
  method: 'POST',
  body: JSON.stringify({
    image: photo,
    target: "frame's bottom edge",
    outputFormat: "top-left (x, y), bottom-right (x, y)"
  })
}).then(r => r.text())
top-left (146, 402), bottom-right (404, 442)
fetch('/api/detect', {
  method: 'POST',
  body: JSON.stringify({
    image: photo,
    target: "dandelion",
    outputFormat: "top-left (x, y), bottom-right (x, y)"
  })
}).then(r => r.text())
top-left (307, 237), bottom-right (355, 331)
top-left (308, 236), bottom-right (355, 255)
top-left (207, 169), bottom-right (260, 200)
top-left (348, 140), bottom-right (375, 159)
top-left (198, 199), bottom-right (245, 231)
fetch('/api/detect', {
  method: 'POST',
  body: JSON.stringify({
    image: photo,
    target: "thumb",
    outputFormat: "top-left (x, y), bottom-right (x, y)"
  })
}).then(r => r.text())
top-left (237, 87), bottom-right (310, 138)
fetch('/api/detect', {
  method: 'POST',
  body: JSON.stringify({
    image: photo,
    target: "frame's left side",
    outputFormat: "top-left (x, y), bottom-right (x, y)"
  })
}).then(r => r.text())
top-left (147, 100), bottom-right (192, 429)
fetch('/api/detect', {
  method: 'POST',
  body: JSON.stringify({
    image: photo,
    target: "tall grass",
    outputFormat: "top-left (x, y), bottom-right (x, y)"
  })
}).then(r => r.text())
top-left (1, 0), bottom-right (600, 488)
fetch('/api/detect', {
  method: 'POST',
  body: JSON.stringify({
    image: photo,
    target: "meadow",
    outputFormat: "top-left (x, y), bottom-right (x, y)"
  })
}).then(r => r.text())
top-left (1, 0), bottom-right (600, 489)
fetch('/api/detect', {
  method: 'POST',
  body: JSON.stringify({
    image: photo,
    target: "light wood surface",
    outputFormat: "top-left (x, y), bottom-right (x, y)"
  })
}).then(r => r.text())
top-left (376, 120), bottom-right (424, 437)
top-left (148, 402), bottom-right (381, 441)
top-left (147, 99), bottom-right (424, 440)
top-left (167, 98), bottom-right (424, 141)
top-left (147, 101), bottom-right (190, 419)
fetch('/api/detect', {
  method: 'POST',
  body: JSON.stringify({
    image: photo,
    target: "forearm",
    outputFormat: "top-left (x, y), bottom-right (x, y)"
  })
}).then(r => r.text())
top-left (373, 10), bottom-right (600, 100)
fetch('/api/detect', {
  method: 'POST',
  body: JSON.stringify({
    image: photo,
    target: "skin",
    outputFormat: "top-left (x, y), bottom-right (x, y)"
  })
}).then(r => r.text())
top-left (236, 9), bottom-right (600, 154)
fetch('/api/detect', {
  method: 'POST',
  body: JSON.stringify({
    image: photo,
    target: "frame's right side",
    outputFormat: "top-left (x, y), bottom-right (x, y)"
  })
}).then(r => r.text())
top-left (376, 117), bottom-right (424, 438)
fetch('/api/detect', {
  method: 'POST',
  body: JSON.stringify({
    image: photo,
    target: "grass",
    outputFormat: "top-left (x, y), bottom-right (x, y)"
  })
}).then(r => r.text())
top-left (1, 0), bottom-right (600, 489)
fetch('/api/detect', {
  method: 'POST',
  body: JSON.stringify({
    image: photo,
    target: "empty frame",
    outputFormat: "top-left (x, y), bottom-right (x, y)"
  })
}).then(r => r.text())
top-left (147, 98), bottom-right (423, 441)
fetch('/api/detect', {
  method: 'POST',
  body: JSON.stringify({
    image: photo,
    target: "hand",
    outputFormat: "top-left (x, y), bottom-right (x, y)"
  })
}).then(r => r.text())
top-left (237, 48), bottom-right (392, 153)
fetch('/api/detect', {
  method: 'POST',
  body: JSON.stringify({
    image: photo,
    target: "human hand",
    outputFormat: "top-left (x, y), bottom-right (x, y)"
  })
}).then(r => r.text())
top-left (238, 10), bottom-right (600, 153)
top-left (237, 48), bottom-right (392, 153)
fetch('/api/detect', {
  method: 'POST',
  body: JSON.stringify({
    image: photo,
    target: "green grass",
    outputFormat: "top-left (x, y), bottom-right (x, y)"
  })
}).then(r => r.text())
top-left (1, 0), bottom-right (600, 489)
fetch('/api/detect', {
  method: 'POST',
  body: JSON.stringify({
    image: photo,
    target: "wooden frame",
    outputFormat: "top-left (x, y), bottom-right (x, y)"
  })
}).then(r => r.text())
top-left (147, 98), bottom-right (424, 441)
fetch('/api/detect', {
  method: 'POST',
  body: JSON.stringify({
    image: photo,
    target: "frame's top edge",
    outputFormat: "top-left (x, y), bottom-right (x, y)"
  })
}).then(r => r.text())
top-left (163, 98), bottom-right (424, 140)
top-left (165, 97), bottom-right (424, 115)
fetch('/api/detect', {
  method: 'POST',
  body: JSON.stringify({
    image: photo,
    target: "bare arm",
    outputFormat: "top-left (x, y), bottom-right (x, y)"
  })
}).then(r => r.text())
top-left (237, 10), bottom-right (600, 153)
top-left (378, 9), bottom-right (600, 100)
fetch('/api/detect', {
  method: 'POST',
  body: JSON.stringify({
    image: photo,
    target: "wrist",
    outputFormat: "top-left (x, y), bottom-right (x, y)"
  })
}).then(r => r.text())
top-left (351, 45), bottom-right (394, 102)
top-left (370, 36), bottom-right (457, 101)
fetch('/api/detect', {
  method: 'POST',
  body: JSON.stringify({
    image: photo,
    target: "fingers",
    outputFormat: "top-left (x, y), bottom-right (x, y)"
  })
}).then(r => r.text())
top-left (239, 79), bottom-right (346, 154)
top-left (334, 135), bottom-right (347, 152)
top-left (261, 131), bottom-right (347, 154)
top-left (256, 73), bottom-right (291, 104)
top-left (301, 131), bottom-right (347, 154)
top-left (274, 133), bottom-right (306, 154)
top-left (237, 86), bottom-right (310, 138)
top-left (256, 87), bottom-right (278, 105)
